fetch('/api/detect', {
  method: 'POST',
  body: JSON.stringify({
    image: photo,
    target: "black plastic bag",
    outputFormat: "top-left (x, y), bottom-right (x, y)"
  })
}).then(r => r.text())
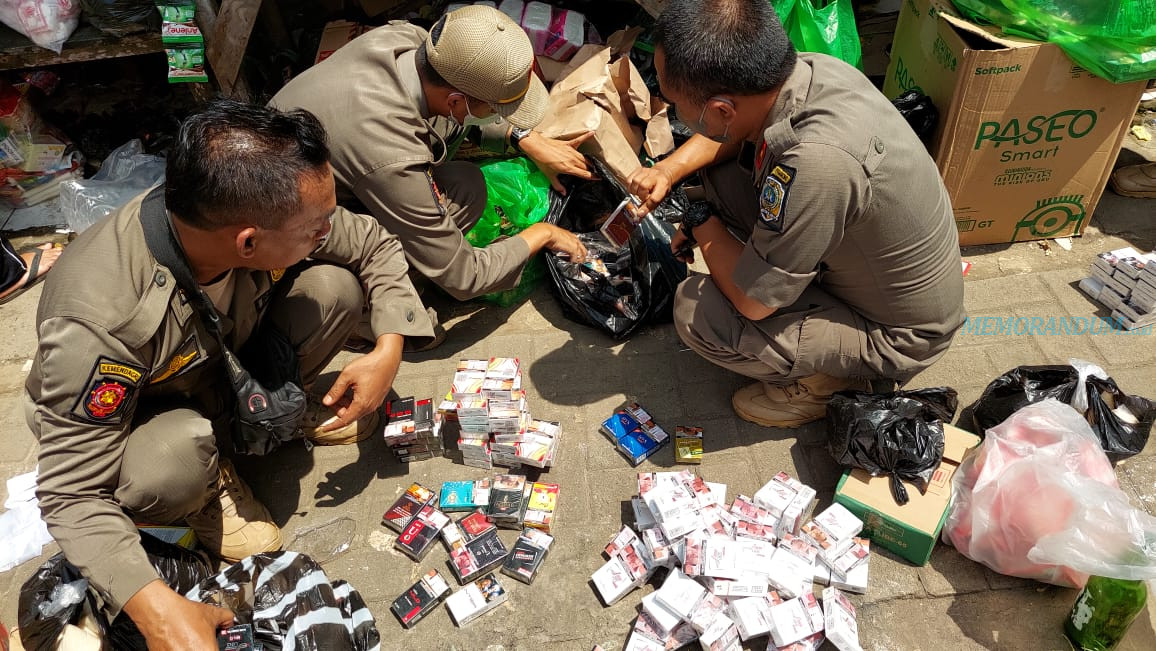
top-left (18, 532), bottom-right (214, 651)
top-left (82, 0), bottom-right (160, 37)
top-left (971, 364), bottom-right (1155, 461)
top-left (544, 157), bottom-right (688, 338)
top-left (891, 90), bottom-right (939, 144)
top-left (827, 387), bottom-right (959, 505)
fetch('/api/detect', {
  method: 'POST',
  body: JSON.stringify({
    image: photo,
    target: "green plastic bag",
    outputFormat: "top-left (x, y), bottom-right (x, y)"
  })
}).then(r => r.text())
top-left (770, 0), bottom-right (862, 69)
top-left (952, 0), bottom-right (1156, 83)
top-left (466, 157), bottom-right (551, 306)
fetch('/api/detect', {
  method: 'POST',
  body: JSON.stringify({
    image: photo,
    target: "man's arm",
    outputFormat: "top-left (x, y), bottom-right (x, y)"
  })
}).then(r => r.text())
top-left (627, 135), bottom-right (744, 215)
top-left (682, 217), bottom-right (778, 321)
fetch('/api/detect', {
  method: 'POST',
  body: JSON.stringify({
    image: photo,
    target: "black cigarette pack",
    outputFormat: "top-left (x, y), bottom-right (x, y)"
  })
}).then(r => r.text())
top-left (217, 624), bottom-right (256, 650)
top-left (390, 569), bottom-right (452, 628)
top-left (487, 474), bottom-right (527, 524)
top-left (395, 504), bottom-right (450, 561)
top-left (467, 529), bottom-right (510, 573)
top-left (501, 528), bottom-right (554, 584)
top-left (382, 483), bottom-right (437, 533)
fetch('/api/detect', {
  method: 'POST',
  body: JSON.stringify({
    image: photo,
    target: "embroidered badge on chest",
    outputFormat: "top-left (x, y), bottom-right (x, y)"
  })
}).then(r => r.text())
top-left (759, 163), bottom-right (796, 232)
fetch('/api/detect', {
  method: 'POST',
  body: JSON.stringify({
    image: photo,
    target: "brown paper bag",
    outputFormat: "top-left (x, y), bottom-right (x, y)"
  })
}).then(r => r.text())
top-left (535, 28), bottom-right (674, 184)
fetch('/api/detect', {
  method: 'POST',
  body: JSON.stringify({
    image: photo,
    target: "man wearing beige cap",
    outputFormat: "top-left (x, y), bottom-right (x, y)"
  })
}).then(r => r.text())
top-left (272, 6), bottom-right (589, 315)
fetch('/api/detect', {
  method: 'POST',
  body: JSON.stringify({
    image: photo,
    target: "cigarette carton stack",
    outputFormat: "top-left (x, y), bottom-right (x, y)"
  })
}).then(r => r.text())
top-left (438, 358), bottom-right (561, 469)
top-left (1080, 247), bottom-right (1156, 329)
top-left (598, 470), bottom-right (869, 651)
top-left (383, 397), bottom-right (444, 463)
top-left (600, 401), bottom-right (670, 466)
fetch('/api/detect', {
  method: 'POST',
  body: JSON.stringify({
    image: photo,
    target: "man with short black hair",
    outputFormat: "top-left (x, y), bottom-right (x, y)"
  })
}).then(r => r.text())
top-left (25, 100), bottom-right (430, 648)
top-left (629, 0), bottom-right (965, 427)
top-left (272, 6), bottom-right (590, 309)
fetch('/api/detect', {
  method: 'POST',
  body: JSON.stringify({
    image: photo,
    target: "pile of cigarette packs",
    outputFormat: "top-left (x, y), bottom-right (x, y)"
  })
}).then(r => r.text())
top-left (1080, 246), bottom-right (1156, 330)
top-left (438, 358), bottom-right (562, 470)
top-left (600, 401), bottom-right (671, 466)
top-left (383, 477), bottom-right (559, 629)
top-left (592, 470), bottom-right (870, 651)
top-left (384, 396), bottom-right (444, 463)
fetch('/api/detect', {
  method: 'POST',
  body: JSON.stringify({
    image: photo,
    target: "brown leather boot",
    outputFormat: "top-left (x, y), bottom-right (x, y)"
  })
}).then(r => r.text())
top-left (732, 373), bottom-right (870, 428)
top-left (300, 395), bottom-right (381, 446)
top-left (1110, 162), bottom-right (1156, 199)
top-left (185, 458), bottom-right (282, 563)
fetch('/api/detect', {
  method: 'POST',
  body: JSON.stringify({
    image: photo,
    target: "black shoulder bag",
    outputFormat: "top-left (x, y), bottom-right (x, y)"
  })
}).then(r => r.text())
top-left (139, 186), bottom-right (307, 455)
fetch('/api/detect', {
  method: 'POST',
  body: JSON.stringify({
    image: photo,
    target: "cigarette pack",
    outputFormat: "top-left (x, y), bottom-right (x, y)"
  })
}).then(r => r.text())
top-left (486, 356), bottom-right (520, 380)
top-left (765, 545), bottom-right (813, 599)
top-left (735, 519), bottom-right (777, 544)
top-left (822, 587), bottom-right (861, 651)
top-left (642, 592), bottom-right (683, 636)
top-left (830, 558), bottom-right (869, 595)
top-left (459, 510), bottom-right (497, 541)
top-left (706, 574), bottom-right (770, 599)
top-left (395, 504), bottom-right (450, 561)
top-left (828, 538), bottom-right (870, 578)
top-left (698, 613), bottom-right (741, 651)
top-left (767, 633), bottom-right (825, 651)
top-left (501, 527), bottom-right (553, 584)
top-left (634, 612), bottom-right (700, 650)
top-left (464, 528), bottom-right (509, 576)
top-left (618, 534), bottom-right (655, 579)
top-left (442, 523), bottom-right (482, 582)
top-left (606, 525), bottom-right (641, 558)
top-left (687, 592), bottom-right (727, 634)
top-left (592, 556), bottom-right (639, 605)
top-left (390, 569), bottom-right (451, 628)
top-left (705, 482), bottom-right (727, 508)
top-left (642, 527), bottom-right (677, 569)
top-left (450, 371), bottom-right (486, 399)
top-left (445, 573), bottom-right (508, 626)
top-left (618, 428), bottom-right (662, 466)
top-left (488, 474), bottom-right (527, 523)
top-left (753, 477), bottom-right (797, 520)
top-left (767, 595), bottom-right (822, 647)
top-left (731, 495), bottom-right (776, 527)
top-left (654, 570), bottom-right (707, 620)
top-left (624, 632), bottom-right (668, 651)
top-left (381, 483), bottom-right (437, 532)
top-left (384, 396), bottom-right (416, 439)
top-left (674, 426), bottom-right (703, 464)
top-left (522, 482), bottom-right (559, 533)
top-left (729, 596), bottom-right (773, 641)
top-left (683, 534), bottom-right (706, 576)
top-left (702, 538), bottom-right (742, 580)
top-left (217, 624), bottom-right (256, 650)
top-left (801, 504), bottom-right (863, 564)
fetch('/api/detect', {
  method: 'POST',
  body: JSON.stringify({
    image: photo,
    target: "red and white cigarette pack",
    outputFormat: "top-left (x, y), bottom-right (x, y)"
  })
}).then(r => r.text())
top-left (822, 587), bottom-right (862, 651)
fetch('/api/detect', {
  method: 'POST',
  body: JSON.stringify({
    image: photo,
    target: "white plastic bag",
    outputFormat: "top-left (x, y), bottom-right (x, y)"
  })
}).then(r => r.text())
top-left (59, 139), bottom-right (165, 233)
top-left (943, 399), bottom-right (1156, 587)
top-left (0, 0), bottom-right (81, 53)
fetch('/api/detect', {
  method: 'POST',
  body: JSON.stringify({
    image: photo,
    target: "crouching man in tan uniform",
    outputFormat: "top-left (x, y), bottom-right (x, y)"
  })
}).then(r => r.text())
top-left (629, 0), bottom-right (965, 428)
top-left (272, 6), bottom-right (589, 313)
top-left (23, 101), bottom-right (432, 648)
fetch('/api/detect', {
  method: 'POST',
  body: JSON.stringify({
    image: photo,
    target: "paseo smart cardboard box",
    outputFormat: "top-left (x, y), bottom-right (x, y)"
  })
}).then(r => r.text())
top-left (883, 0), bottom-right (1145, 246)
top-left (835, 423), bottom-right (980, 566)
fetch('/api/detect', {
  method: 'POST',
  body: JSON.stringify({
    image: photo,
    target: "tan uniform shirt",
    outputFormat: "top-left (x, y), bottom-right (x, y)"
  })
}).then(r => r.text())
top-left (270, 22), bottom-right (531, 300)
top-left (730, 53), bottom-right (965, 349)
top-left (24, 192), bottom-right (431, 613)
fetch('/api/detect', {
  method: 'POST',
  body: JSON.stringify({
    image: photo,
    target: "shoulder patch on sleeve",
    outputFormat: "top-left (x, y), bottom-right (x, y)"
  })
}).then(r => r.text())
top-left (70, 357), bottom-right (146, 424)
top-left (758, 163), bottom-right (796, 232)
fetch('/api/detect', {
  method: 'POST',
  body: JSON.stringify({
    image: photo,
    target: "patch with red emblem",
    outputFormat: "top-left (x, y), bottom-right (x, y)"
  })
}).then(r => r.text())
top-left (85, 381), bottom-right (128, 419)
top-left (71, 356), bottom-right (145, 424)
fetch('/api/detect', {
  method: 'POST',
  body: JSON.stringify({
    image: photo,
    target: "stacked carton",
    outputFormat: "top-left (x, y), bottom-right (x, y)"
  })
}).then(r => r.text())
top-left (384, 397), bottom-right (444, 463)
top-left (598, 470), bottom-right (869, 650)
top-left (1080, 247), bottom-right (1156, 329)
top-left (439, 358), bottom-right (562, 469)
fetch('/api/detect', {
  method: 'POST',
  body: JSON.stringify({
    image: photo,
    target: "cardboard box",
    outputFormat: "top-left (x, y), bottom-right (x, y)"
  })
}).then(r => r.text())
top-left (315, 20), bottom-right (370, 65)
top-left (834, 423), bottom-right (980, 565)
top-left (883, 0), bottom-right (1145, 246)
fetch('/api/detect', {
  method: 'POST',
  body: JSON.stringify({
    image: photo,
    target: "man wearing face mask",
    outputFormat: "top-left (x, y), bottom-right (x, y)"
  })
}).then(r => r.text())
top-left (271, 6), bottom-right (589, 316)
top-left (628, 0), bottom-right (964, 428)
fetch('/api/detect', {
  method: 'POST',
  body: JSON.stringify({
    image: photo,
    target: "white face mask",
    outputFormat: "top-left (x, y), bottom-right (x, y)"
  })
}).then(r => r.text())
top-left (688, 96), bottom-right (734, 144)
top-left (451, 93), bottom-right (501, 127)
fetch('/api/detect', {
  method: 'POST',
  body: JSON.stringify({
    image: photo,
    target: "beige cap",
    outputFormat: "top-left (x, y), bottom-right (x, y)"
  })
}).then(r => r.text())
top-left (426, 5), bottom-right (548, 129)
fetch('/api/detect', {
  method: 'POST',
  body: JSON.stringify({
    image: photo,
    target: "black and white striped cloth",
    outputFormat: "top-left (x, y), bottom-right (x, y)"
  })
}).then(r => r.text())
top-left (186, 551), bottom-right (381, 651)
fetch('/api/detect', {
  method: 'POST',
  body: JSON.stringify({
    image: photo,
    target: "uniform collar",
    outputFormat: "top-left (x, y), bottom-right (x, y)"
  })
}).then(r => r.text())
top-left (760, 57), bottom-right (813, 136)
top-left (398, 49), bottom-right (430, 119)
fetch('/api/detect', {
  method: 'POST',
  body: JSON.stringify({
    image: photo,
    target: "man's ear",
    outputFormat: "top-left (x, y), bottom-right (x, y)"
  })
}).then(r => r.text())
top-left (709, 96), bottom-right (737, 122)
top-left (235, 226), bottom-right (258, 260)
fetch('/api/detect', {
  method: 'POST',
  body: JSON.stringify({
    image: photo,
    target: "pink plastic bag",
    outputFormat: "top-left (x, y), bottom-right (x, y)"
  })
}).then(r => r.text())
top-left (943, 399), bottom-right (1156, 587)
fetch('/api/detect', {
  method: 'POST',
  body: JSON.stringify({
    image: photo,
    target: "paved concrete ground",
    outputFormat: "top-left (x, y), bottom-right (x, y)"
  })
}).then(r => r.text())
top-left (2, 180), bottom-right (1155, 650)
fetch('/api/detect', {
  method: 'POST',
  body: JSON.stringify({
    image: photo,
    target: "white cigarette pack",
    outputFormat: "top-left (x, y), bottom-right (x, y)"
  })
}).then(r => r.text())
top-left (753, 475), bottom-right (797, 518)
top-left (800, 504), bottom-right (862, 564)
top-left (592, 556), bottom-right (639, 606)
top-left (706, 574), bottom-right (770, 599)
top-left (828, 538), bottom-right (870, 578)
top-left (822, 587), bottom-right (862, 651)
top-left (445, 573), bottom-right (508, 626)
top-left (698, 613), bottom-right (741, 651)
top-left (632, 496), bottom-right (659, 530)
top-left (642, 527), bottom-right (677, 569)
top-left (767, 594), bottom-right (823, 647)
top-left (642, 592), bottom-right (683, 636)
top-left (624, 632), bottom-right (668, 651)
top-left (830, 559), bottom-right (869, 595)
top-left (765, 545), bottom-right (814, 599)
top-left (687, 593), bottom-right (728, 635)
top-left (729, 596), bottom-right (773, 641)
top-left (655, 569), bottom-right (707, 620)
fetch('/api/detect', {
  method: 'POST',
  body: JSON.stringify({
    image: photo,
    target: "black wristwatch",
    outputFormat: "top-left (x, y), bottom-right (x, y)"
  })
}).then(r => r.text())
top-left (510, 127), bottom-right (532, 152)
top-left (680, 201), bottom-right (713, 242)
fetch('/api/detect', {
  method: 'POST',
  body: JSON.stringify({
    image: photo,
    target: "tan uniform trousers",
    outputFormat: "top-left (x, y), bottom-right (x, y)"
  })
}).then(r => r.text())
top-left (675, 161), bottom-right (892, 385)
top-left (114, 264), bottom-right (363, 524)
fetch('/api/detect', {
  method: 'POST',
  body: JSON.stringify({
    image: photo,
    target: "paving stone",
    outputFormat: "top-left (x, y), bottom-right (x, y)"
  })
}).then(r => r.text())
top-left (858, 551), bottom-right (927, 604)
top-left (919, 545), bottom-right (992, 598)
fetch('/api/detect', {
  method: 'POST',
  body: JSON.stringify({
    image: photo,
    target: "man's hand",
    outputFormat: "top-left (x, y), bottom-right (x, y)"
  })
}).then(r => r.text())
top-left (519, 222), bottom-right (587, 262)
top-left (321, 333), bottom-right (402, 432)
top-left (518, 130), bottom-right (597, 193)
top-left (670, 228), bottom-right (695, 264)
top-left (626, 165), bottom-right (676, 218)
top-left (123, 580), bottom-right (233, 651)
